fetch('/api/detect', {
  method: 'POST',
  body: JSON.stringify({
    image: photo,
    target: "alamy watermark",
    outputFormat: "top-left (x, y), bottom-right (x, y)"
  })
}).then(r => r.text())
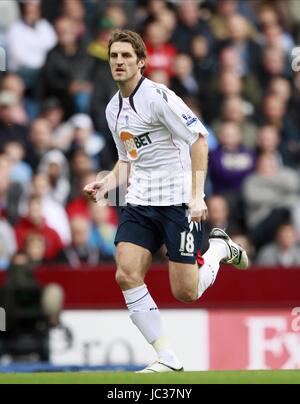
top-left (291, 307), bottom-right (300, 332)
top-left (0, 47), bottom-right (6, 72)
top-left (292, 47), bottom-right (300, 72)
top-left (0, 307), bottom-right (6, 332)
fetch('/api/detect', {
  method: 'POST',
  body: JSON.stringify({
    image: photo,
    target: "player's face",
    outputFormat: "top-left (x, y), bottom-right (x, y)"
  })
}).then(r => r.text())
top-left (109, 42), bottom-right (143, 83)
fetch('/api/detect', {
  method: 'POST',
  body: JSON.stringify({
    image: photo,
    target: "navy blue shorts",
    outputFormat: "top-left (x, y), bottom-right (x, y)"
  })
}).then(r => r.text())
top-left (115, 204), bottom-right (203, 264)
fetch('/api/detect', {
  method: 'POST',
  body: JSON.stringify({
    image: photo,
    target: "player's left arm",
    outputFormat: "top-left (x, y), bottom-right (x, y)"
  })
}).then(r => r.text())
top-left (152, 88), bottom-right (209, 222)
top-left (189, 135), bottom-right (209, 223)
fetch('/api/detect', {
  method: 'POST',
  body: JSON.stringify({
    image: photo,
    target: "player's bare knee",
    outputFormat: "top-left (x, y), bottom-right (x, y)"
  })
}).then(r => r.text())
top-left (115, 265), bottom-right (143, 290)
top-left (172, 288), bottom-right (198, 304)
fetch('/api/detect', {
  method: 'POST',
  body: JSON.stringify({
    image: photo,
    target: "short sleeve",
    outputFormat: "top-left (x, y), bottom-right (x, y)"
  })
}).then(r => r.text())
top-left (152, 87), bottom-right (209, 145)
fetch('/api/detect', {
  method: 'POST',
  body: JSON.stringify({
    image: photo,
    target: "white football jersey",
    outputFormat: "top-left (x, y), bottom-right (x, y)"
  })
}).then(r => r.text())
top-left (106, 77), bottom-right (208, 206)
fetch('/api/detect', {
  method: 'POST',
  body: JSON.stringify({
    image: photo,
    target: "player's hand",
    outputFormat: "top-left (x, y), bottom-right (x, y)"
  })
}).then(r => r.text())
top-left (189, 198), bottom-right (208, 223)
top-left (83, 181), bottom-right (106, 203)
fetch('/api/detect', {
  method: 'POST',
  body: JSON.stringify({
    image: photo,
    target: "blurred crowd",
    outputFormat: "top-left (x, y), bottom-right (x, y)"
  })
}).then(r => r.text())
top-left (0, 0), bottom-right (300, 271)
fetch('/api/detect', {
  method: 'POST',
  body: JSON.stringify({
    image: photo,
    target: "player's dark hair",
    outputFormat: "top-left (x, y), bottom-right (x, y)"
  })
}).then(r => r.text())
top-left (108, 30), bottom-right (147, 73)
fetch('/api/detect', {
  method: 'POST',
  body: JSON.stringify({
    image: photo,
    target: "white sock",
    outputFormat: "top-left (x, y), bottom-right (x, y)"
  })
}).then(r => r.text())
top-left (123, 284), bottom-right (181, 367)
top-left (198, 239), bottom-right (229, 298)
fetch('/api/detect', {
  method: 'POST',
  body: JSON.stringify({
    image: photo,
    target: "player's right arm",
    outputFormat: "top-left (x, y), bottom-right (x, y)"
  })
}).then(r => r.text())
top-left (83, 160), bottom-right (130, 203)
top-left (84, 99), bottom-right (130, 203)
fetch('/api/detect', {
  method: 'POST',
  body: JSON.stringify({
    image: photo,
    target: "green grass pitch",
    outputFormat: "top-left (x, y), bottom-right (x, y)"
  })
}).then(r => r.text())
top-left (0, 370), bottom-right (299, 384)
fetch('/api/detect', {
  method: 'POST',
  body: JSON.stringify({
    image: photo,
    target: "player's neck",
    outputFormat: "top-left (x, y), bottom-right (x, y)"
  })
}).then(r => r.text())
top-left (118, 72), bottom-right (143, 98)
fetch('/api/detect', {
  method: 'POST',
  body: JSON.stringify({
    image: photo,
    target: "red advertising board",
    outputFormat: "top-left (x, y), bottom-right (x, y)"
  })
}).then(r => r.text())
top-left (209, 309), bottom-right (300, 370)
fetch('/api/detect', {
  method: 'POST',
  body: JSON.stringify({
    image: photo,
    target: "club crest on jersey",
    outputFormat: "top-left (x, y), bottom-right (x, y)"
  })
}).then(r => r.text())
top-left (182, 114), bottom-right (198, 128)
top-left (120, 131), bottom-right (152, 161)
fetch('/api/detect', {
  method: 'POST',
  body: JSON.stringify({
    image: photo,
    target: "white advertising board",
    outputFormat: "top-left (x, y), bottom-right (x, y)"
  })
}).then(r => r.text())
top-left (50, 310), bottom-right (209, 371)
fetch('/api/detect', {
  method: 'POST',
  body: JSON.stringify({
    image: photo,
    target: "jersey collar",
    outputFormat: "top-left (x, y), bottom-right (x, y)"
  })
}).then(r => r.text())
top-left (118, 76), bottom-right (145, 115)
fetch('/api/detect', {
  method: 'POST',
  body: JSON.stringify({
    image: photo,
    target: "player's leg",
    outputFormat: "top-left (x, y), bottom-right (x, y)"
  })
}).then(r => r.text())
top-left (158, 207), bottom-right (201, 303)
top-left (163, 207), bottom-right (248, 302)
top-left (115, 205), bottom-right (183, 372)
top-left (115, 242), bottom-right (151, 290)
top-left (196, 228), bottom-right (248, 297)
top-left (169, 228), bottom-right (249, 302)
top-left (169, 232), bottom-right (230, 302)
top-left (116, 242), bottom-right (183, 372)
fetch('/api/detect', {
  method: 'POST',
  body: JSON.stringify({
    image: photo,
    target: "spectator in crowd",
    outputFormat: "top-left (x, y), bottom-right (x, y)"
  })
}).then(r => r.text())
top-left (30, 173), bottom-right (71, 246)
top-left (15, 196), bottom-right (63, 261)
top-left (67, 171), bottom-right (97, 220)
top-left (171, 54), bottom-right (201, 99)
top-left (57, 113), bottom-right (105, 171)
top-left (190, 34), bottom-right (216, 87)
top-left (6, 0), bottom-right (57, 91)
top-left (62, 0), bottom-right (87, 41)
top-left (69, 150), bottom-right (94, 201)
top-left (259, 46), bottom-right (291, 89)
top-left (256, 125), bottom-right (282, 164)
top-left (4, 141), bottom-right (32, 187)
top-left (225, 14), bottom-right (262, 76)
top-left (89, 202), bottom-right (118, 259)
top-left (261, 94), bottom-right (300, 168)
top-left (209, 0), bottom-right (240, 41)
top-left (259, 19), bottom-right (295, 56)
top-left (290, 71), bottom-right (300, 129)
top-left (38, 150), bottom-right (70, 205)
top-left (103, 3), bottom-right (128, 31)
top-left (88, 3), bottom-right (128, 63)
top-left (148, 70), bottom-right (170, 87)
top-left (173, 0), bottom-right (212, 53)
top-left (256, 3), bottom-right (282, 29)
top-left (43, 16), bottom-right (95, 116)
top-left (0, 218), bottom-right (17, 270)
top-left (0, 73), bottom-right (39, 123)
top-left (243, 155), bottom-right (299, 249)
top-left (209, 122), bottom-right (256, 195)
top-left (88, 17), bottom-right (116, 64)
top-left (207, 69), bottom-right (255, 122)
top-left (267, 76), bottom-right (292, 105)
top-left (212, 95), bottom-right (258, 150)
top-left (144, 21), bottom-right (177, 78)
top-left (40, 98), bottom-right (65, 133)
top-left (27, 118), bottom-right (54, 172)
top-left (0, 91), bottom-right (29, 151)
top-left (257, 223), bottom-right (300, 267)
top-left (218, 45), bottom-right (243, 75)
top-left (0, 0), bottom-right (19, 48)
top-left (145, 0), bottom-right (170, 22)
top-left (156, 7), bottom-right (177, 42)
top-left (23, 232), bottom-right (48, 267)
top-left (0, 153), bottom-right (23, 225)
top-left (202, 195), bottom-right (231, 253)
top-left (217, 46), bottom-right (262, 108)
top-left (206, 195), bottom-right (231, 232)
top-left (58, 216), bottom-right (100, 268)
top-left (70, 114), bottom-right (105, 169)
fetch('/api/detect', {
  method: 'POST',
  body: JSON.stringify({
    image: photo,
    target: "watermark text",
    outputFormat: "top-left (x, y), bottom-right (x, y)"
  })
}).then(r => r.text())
top-left (0, 307), bottom-right (6, 332)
